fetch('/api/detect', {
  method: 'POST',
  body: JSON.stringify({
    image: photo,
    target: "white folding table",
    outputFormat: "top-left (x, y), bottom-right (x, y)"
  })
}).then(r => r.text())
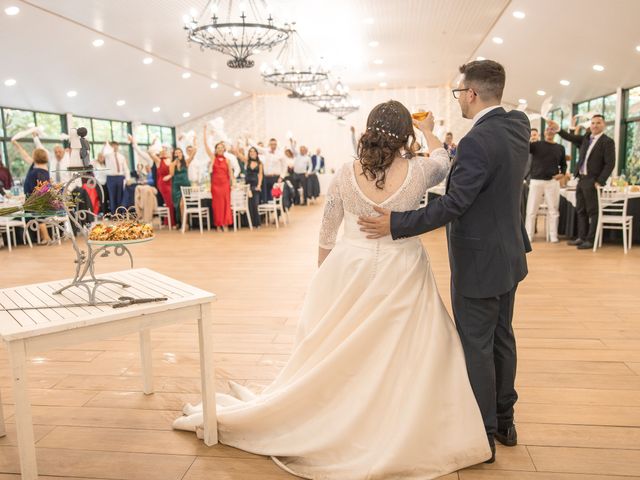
top-left (0, 268), bottom-right (218, 479)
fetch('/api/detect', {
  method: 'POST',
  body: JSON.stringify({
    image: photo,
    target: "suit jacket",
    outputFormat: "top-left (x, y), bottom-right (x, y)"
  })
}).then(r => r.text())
top-left (390, 107), bottom-right (532, 298)
top-left (557, 129), bottom-right (615, 185)
top-left (311, 154), bottom-right (325, 172)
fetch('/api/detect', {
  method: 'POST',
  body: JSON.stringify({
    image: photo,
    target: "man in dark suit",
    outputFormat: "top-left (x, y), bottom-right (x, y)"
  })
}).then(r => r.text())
top-left (358, 60), bottom-right (531, 462)
top-left (547, 115), bottom-right (615, 249)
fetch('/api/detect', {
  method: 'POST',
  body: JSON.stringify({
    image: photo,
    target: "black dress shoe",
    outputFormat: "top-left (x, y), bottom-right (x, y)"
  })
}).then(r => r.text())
top-left (495, 425), bottom-right (518, 447)
top-left (567, 238), bottom-right (584, 246)
top-left (577, 241), bottom-right (594, 250)
top-left (484, 444), bottom-right (496, 464)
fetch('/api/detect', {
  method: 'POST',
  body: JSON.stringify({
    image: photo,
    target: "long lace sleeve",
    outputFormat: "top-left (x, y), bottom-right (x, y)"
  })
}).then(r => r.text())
top-left (318, 169), bottom-right (344, 250)
top-left (417, 147), bottom-right (450, 189)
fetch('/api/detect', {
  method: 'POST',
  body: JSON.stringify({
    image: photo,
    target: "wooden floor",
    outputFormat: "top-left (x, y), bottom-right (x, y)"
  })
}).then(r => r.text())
top-left (1, 201), bottom-right (639, 480)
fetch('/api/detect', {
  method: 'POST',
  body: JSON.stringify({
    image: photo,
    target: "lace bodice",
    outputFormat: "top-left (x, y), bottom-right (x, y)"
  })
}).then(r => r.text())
top-left (319, 148), bottom-right (450, 249)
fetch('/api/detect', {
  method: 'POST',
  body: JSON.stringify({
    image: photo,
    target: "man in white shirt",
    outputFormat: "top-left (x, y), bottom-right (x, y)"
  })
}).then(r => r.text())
top-left (291, 139), bottom-right (312, 205)
top-left (103, 141), bottom-right (131, 213)
top-left (255, 138), bottom-right (287, 202)
top-left (33, 134), bottom-right (70, 183)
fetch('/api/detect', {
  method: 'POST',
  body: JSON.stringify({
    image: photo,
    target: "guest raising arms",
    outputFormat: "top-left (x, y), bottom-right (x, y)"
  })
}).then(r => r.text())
top-left (131, 134), bottom-right (175, 227)
top-left (11, 140), bottom-right (52, 243)
top-left (171, 140), bottom-right (197, 228)
top-left (204, 125), bottom-right (234, 231)
top-left (236, 146), bottom-right (263, 227)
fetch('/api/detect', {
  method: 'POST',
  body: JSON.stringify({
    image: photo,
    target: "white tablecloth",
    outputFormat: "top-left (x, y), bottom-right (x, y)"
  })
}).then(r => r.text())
top-left (560, 188), bottom-right (640, 208)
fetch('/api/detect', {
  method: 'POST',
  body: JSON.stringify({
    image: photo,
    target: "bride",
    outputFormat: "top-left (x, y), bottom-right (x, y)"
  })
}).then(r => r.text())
top-left (174, 100), bottom-right (492, 479)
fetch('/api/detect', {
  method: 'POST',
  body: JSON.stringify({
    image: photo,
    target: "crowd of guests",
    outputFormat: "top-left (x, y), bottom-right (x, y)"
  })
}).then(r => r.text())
top-left (2, 128), bottom-right (328, 235)
top-left (523, 114), bottom-right (615, 249)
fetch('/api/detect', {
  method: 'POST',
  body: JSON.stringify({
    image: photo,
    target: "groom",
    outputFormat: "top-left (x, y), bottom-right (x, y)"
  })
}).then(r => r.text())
top-left (358, 60), bottom-right (531, 462)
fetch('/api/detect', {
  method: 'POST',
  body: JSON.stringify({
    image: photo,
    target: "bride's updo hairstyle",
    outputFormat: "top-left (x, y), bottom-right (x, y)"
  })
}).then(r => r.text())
top-left (357, 100), bottom-right (415, 189)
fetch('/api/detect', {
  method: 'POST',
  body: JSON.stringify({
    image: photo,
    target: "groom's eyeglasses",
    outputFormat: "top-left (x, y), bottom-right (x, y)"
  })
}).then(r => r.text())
top-left (451, 88), bottom-right (476, 99)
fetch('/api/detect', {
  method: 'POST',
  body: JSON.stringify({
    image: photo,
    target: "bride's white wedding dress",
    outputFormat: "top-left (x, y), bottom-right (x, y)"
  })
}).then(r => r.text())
top-left (174, 148), bottom-right (492, 479)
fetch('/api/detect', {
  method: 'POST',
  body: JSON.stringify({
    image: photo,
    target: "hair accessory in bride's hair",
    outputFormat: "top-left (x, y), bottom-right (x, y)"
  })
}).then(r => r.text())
top-left (366, 102), bottom-right (408, 140)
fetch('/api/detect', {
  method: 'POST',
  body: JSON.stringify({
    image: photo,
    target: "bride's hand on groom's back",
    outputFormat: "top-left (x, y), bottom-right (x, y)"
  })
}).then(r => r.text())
top-left (358, 206), bottom-right (392, 239)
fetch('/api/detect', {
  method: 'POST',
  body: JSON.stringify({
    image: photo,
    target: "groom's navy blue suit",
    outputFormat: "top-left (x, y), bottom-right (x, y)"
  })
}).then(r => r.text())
top-left (390, 106), bottom-right (531, 442)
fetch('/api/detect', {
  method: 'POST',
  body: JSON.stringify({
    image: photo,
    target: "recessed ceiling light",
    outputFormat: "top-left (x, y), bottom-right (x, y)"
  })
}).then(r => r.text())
top-left (512, 11), bottom-right (525, 19)
top-left (152, 106), bottom-right (160, 113)
top-left (476, 56), bottom-right (486, 61)
top-left (92, 39), bottom-right (104, 47)
top-left (636, 45), bottom-right (640, 52)
top-left (492, 37), bottom-right (504, 45)
top-left (362, 17), bottom-right (374, 24)
top-left (368, 41), bottom-right (379, 47)
top-left (67, 90), bottom-right (78, 98)
top-left (116, 100), bottom-right (126, 106)
top-left (536, 90), bottom-right (546, 96)
top-left (373, 59), bottom-right (383, 65)
top-left (518, 98), bottom-right (527, 104)
top-left (378, 82), bottom-right (388, 87)
top-left (182, 112), bottom-right (191, 118)
top-left (182, 72), bottom-right (191, 79)
top-left (143, 57), bottom-right (153, 65)
top-left (233, 90), bottom-right (242, 97)
top-left (377, 72), bottom-right (386, 77)
top-left (4, 6), bottom-right (20, 16)
top-left (593, 64), bottom-right (604, 72)
top-left (4, 79), bottom-right (16, 87)
top-left (210, 81), bottom-right (219, 89)
top-left (560, 79), bottom-right (570, 86)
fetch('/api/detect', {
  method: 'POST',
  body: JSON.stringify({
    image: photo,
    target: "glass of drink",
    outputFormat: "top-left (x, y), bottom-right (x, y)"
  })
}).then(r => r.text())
top-left (411, 104), bottom-right (430, 121)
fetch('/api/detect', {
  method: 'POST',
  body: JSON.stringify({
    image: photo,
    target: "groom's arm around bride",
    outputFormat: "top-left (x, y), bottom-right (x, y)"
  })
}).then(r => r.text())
top-left (359, 60), bottom-right (532, 460)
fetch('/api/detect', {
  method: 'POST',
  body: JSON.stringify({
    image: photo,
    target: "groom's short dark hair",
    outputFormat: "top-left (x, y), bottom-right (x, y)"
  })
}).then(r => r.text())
top-left (459, 60), bottom-right (505, 102)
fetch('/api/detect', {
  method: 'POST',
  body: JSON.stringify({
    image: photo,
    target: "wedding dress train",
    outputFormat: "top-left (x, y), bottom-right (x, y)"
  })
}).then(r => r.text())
top-left (174, 149), bottom-right (492, 479)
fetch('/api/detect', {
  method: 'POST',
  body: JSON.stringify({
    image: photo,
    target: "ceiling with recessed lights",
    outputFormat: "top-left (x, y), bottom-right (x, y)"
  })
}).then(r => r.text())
top-left (1, 0), bottom-right (639, 126)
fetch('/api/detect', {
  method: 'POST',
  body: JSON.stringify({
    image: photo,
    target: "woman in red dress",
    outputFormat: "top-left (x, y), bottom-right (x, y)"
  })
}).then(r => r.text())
top-left (149, 144), bottom-right (176, 228)
top-left (204, 125), bottom-right (234, 231)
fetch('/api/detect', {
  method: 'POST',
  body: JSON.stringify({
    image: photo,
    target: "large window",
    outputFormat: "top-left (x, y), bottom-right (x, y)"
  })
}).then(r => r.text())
top-left (622, 86), bottom-right (640, 184)
top-left (73, 116), bottom-right (132, 166)
top-left (0, 108), bottom-right (66, 182)
top-left (133, 123), bottom-right (175, 149)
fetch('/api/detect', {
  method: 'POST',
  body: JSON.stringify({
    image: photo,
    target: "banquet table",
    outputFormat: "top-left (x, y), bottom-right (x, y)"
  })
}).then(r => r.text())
top-left (0, 268), bottom-right (217, 479)
top-left (559, 188), bottom-right (640, 244)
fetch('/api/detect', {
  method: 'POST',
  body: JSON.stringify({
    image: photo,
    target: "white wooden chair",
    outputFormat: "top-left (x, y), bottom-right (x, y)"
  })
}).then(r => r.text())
top-left (231, 185), bottom-right (253, 232)
top-left (0, 217), bottom-right (33, 251)
top-left (153, 206), bottom-right (172, 230)
top-left (593, 187), bottom-right (633, 254)
top-left (258, 188), bottom-right (288, 229)
top-left (181, 186), bottom-right (211, 234)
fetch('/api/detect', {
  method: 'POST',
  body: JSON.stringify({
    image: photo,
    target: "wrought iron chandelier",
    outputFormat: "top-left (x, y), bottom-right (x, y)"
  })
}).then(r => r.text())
top-left (288, 78), bottom-right (349, 105)
top-left (261, 24), bottom-right (329, 91)
top-left (317, 96), bottom-right (360, 120)
top-left (184, 0), bottom-right (289, 69)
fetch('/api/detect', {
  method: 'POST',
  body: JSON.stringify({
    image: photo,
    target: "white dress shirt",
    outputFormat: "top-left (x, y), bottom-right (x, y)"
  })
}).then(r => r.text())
top-left (581, 132), bottom-right (604, 175)
top-left (224, 151), bottom-right (241, 178)
top-left (472, 105), bottom-right (503, 126)
top-left (34, 137), bottom-right (70, 183)
top-left (256, 145), bottom-right (288, 177)
top-left (293, 154), bottom-right (312, 174)
top-left (102, 145), bottom-right (130, 180)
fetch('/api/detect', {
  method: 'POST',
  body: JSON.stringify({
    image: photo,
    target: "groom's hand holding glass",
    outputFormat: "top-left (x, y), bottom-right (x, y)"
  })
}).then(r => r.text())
top-left (358, 111), bottom-right (441, 239)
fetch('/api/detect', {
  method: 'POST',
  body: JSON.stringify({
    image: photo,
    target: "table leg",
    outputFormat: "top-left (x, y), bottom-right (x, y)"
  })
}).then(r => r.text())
top-left (8, 340), bottom-right (38, 479)
top-left (198, 303), bottom-right (218, 446)
top-left (0, 389), bottom-right (6, 437)
top-left (139, 329), bottom-right (154, 395)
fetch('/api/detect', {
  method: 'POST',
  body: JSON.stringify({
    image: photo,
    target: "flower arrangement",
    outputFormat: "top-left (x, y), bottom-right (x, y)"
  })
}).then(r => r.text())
top-left (0, 181), bottom-right (74, 217)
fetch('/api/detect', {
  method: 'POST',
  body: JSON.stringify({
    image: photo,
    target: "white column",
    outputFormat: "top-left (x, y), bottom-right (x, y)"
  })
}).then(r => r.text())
top-left (614, 86), bottom-right (623, 174)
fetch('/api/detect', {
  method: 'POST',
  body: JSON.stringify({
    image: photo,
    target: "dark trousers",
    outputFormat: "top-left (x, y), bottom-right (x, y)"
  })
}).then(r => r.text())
top-left (293, 173), bottom-right (308, 205)
top-left (576, 176), bottom-right (599, 242)
top-left (262, 175), bottom-right (279, 203)
top-left (452, 284), bottom-right (519, 443)
top-left (106, 175), bottom-right (125, 214)
top-left (249, 186), bottom-right (261, 227)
